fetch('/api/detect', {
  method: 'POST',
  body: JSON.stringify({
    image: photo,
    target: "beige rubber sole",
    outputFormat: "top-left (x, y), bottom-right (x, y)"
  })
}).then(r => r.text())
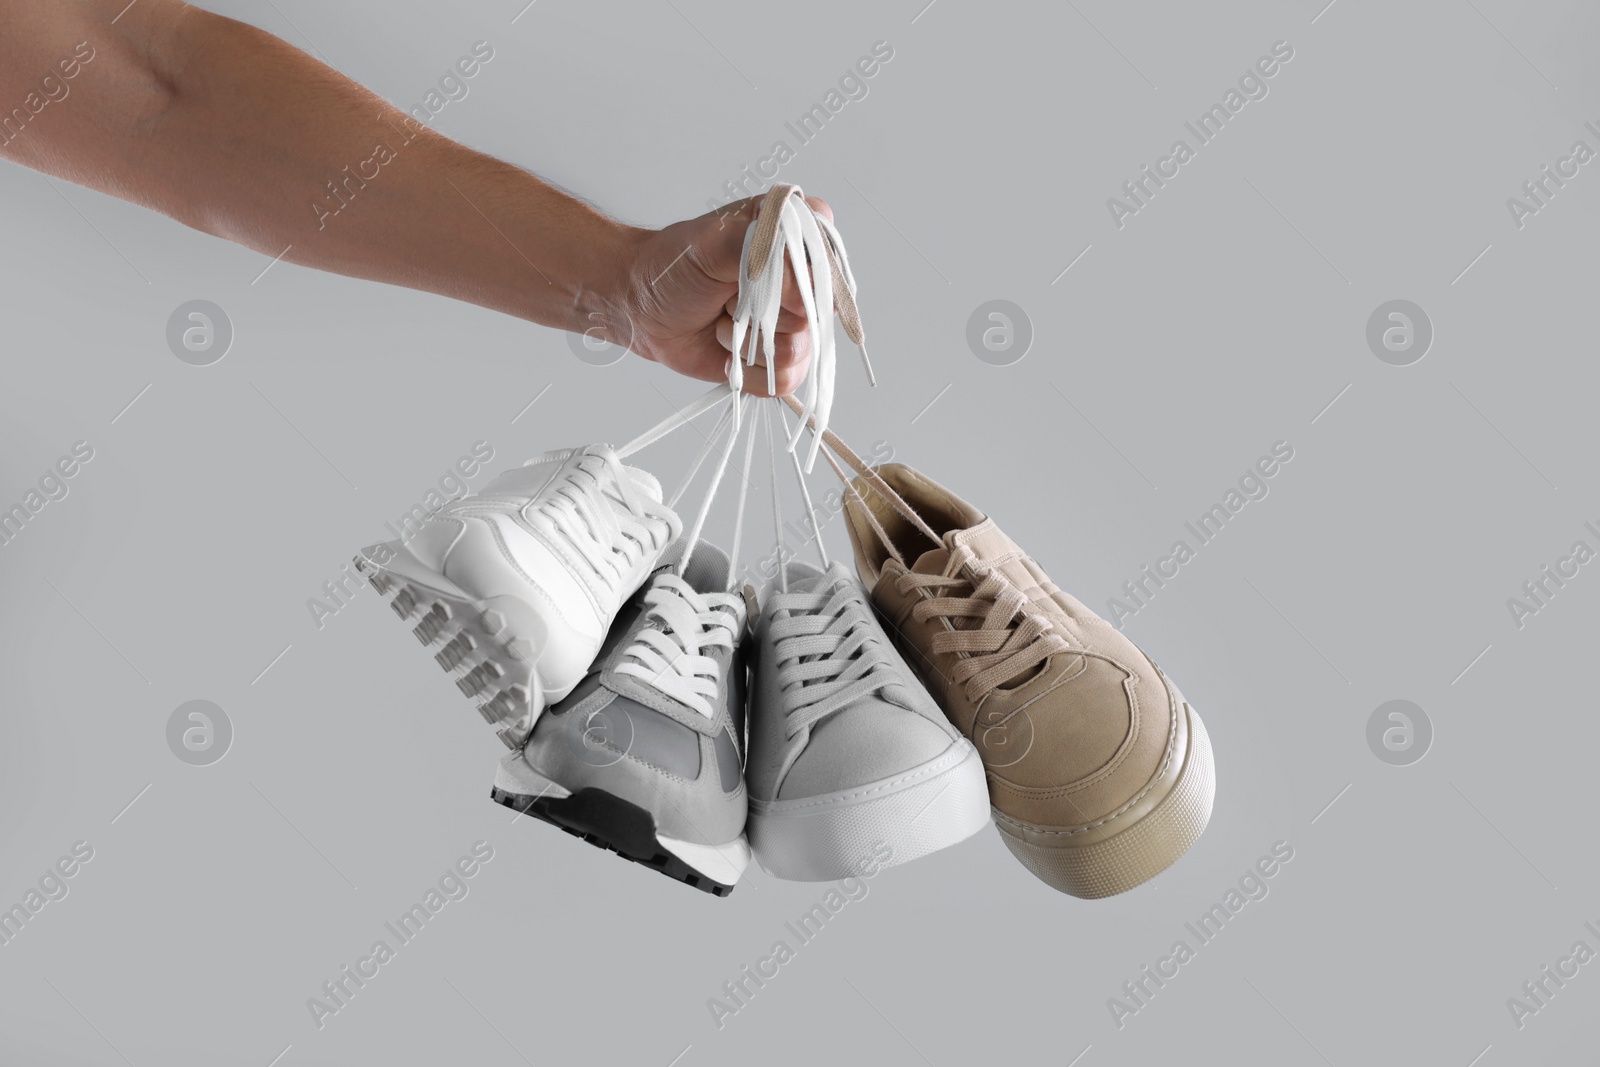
top-left (994, 702), bottom-right (1215, 899)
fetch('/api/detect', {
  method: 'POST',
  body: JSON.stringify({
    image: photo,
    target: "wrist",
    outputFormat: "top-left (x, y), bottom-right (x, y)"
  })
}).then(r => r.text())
top-left (569, 216), bottom-right (650, 350)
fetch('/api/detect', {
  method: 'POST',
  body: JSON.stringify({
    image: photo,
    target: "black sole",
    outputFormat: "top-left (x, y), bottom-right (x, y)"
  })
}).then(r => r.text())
top-left (491, 785), bottom-right (737, 897)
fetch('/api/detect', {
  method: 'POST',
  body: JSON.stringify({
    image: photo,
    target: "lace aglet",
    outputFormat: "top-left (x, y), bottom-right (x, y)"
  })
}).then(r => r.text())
top-left (784, 408), bottom-right (806, 454)
top-left (800, 428), bottom-right (825, 473)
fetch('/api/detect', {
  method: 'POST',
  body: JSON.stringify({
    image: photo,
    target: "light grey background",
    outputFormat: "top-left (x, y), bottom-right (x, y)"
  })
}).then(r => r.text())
top-left (3, 0), bottom-right (1597, 1064)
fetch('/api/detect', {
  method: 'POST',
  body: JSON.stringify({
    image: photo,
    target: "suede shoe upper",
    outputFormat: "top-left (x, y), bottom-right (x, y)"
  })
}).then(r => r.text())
top-left (843, 463), bottom-right (1182, 837)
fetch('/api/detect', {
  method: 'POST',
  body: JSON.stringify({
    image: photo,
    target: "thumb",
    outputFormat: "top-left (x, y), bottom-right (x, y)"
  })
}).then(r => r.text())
top-left (693, 196), bottom-right (761, 284)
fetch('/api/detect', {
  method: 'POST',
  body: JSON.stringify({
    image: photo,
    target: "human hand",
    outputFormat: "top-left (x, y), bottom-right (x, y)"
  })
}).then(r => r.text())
top-left (607, 195), bottom-right (835, 398)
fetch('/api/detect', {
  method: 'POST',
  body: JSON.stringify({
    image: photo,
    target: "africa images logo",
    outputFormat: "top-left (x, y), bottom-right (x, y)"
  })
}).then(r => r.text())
top-left (1106, 441), bottom-right (1294, 628)
top-left (1107, 840), bottom-right (1295, 1029)
top-left (305, 841), bottom-right (494, 1029)
top-left (1106, 40), bottom-right (1295, 229)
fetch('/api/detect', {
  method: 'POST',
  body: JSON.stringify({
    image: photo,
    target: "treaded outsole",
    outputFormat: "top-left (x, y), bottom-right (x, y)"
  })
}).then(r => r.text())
top-left (355, 553), bottom-right (544, 749)
top-left (491, 785), bottom-right (737, 897)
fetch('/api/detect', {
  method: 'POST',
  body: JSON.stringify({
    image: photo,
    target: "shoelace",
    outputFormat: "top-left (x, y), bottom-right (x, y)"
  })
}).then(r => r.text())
top-left (520, 383), bottom-right (739, 594)
top-left (615, 390), bottom-right (758, 719)
top-left (769, 576), bottom-right (902, 739)
top-left (729, 184), bottom-right (873, 472)
top-left (527, 446), bottom-right (675, 587)
top-left (764, 400), bottom-right (835, 590)
top-left (893, 543), bottom-right (1072, 703)
top-left (756, 402), bottom-right (903, 735)
top-left (603, 173), bottom-right (879, 717)
top-left (614, 574), bottom-right (744, 718)
top-left (769, 396), bottom-right (1075, 704)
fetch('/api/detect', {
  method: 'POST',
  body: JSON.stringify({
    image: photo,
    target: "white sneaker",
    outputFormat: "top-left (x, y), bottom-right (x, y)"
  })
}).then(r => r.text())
top-left (356, 388), bottom-right (735, 749)
top-left (745, 560), bottom-right (991, 881)
top-left (738, 402), bottom-right (990, 881)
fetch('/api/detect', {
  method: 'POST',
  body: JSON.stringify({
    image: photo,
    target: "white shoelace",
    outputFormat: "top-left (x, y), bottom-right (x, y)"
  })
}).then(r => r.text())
top-left (599, 175), bottom-right (880, 716)
top-left (526, 446), bottom-right (675, 588)
top-left (768, 575), bottom-right (903, 739)
top-left (614, 575), bottom-right (744, 717)
top-left (764, 401), bottom-right (833, 593)
top-left (520, 384), bottom-right (740, 597)
top-left (756, 402), bottom-right (902, 735)
top-left (729, 185), bottom-right (873, 472)
top-left (614, 389), bottom-right (759, 719)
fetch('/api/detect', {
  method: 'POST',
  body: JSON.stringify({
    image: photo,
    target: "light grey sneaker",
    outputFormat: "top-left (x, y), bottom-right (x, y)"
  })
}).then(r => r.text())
top-left (491, 543), bottom-right (751, 896)
top-left (745, 560), bottom-right (990, 881)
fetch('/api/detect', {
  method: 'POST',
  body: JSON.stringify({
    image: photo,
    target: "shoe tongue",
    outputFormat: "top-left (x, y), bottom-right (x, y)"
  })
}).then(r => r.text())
top-left (622, 463), bottom-right (663, 504)
top-left (946, 518), bottom-right (1019, 561)
top-left (678, 542), bottom-right (731, 594)
top-left (909, 520), bottom-right (1015, 577)
top-left (561, 445), bottom-right (664, 504)
top-left (783, 560), bottom-right (827, 592)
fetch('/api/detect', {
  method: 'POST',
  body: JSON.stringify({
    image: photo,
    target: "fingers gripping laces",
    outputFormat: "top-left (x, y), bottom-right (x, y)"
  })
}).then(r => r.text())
top-left (614, 574), bottom-right (743, 718)
top-left (769, 578), bottom-right (903, 739)
top-left (729, 184), bottom-right (873, 472)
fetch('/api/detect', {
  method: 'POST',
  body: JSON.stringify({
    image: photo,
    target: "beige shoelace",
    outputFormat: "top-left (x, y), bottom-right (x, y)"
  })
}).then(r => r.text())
top-left (730, 184), bottom-right (872, 471)
top-left (778, 395), bottom-right (1073, 704)
top-left (894, 545), bottom-right (1071, 703)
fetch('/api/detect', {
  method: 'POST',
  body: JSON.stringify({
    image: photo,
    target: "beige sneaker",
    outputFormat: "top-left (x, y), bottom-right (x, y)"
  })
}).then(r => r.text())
top-left (838, 461), bottom-right (1215, 898)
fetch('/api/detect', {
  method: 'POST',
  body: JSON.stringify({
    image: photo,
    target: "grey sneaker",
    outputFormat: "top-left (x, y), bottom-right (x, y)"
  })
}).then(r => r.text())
top-left (491, 543), bottom-right (751, 896)
top-left (745, 561), bottom-right (990, 881)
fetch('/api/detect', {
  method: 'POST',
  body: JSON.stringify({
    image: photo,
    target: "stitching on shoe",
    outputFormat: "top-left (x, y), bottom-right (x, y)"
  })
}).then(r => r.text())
top-left (756, 745), bottom-right (967, 812)
top-left (981, 652), bottom-right (1138, 795)
top-left (882, 554), bottom-right (1169, 816)
top-left (1036, 654), bottom-right (1143, 794)
top-left (988, 692), bottom-right (1184, 838)
top-left (480, 514), bottom-right (589, 631)
top-left (513, 508), bottom-right (607, 619)
top-left (598, 742), bottom-right (746, 805)
top-left (973, 651), bottom-right (1088, 729)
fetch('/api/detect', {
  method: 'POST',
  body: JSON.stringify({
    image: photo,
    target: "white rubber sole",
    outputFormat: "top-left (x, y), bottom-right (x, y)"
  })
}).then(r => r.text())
top-left (747, 741), bottom-right (991, 881)
top-left (356, 543), bottom-right (553, 749)
top-left (658, 833), bottom-right (752, 887)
